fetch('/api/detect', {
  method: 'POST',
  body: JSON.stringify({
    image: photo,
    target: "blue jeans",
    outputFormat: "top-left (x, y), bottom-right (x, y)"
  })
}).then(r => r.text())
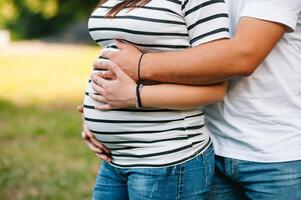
top-left (92, 145), bottom-right (215, 200)
top-left (208, 155), bottom-right (301, 200)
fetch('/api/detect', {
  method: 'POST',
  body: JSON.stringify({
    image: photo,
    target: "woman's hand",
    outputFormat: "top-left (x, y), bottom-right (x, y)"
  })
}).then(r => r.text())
top-left (82, 123), bottom-right (112, 161)
top-left (93, 40), bottom-right (143, 81)
top-left (89, 61), bottom-right (137, 110)
top-left (77, 105), bottom-right (112, 162)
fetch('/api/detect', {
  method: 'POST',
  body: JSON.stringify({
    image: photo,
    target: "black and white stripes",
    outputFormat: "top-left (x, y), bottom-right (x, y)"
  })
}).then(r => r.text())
top-left (83, 0), bottom-right (229, 168)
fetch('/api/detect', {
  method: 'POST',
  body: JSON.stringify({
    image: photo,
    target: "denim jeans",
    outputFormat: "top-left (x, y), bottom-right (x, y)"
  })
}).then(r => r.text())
top-left (92, 145), bottom-right (215, 200)
top-left (208, 155), bottom-right (301, 200)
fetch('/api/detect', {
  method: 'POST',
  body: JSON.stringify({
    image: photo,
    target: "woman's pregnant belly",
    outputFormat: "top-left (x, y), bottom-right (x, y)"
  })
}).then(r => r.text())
top-left (83, 71), bottom-right (206, 146)
top-left (82, 67), bottom-right (210, 167)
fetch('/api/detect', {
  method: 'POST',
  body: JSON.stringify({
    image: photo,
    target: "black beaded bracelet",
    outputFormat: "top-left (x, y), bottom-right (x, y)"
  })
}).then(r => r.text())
top-left (137, 53), bottom-right (145, 83)
top-left (135, 83), bottom-right (143, 108)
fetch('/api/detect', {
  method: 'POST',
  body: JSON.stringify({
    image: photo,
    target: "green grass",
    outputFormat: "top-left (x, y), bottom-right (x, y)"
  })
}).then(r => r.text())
top-left (0, 43), bottom-right (102, 199)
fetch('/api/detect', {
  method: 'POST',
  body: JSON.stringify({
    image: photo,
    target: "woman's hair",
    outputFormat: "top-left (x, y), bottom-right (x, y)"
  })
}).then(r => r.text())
top-left (96, 0), bottom-right (151, 16)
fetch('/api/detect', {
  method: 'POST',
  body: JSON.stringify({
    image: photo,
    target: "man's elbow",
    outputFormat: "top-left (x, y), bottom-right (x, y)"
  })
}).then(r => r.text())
top-left (239, 63), bottom-right (258, 77)
top-left (235, 46), bottom-right (262, 77)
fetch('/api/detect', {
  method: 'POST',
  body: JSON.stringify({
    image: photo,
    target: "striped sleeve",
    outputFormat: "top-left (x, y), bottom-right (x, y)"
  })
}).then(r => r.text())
top-left (181, 0), bottom-right (230, 47)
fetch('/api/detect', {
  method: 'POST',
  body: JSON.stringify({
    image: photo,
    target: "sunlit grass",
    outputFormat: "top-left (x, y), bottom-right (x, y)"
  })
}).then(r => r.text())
top-left (0, 42), bottom-right (100, 105)
top-left (0, 42), bottom-right (102, 199)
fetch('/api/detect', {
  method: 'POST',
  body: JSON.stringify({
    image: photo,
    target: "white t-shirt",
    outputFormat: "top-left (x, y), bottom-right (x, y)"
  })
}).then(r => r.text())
top-left (205, 0), bottom-right (301, 162)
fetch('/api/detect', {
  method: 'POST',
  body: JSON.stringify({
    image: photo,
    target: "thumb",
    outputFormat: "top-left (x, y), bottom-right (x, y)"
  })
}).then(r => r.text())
top-left (101, 50), bottom-right (115, 59)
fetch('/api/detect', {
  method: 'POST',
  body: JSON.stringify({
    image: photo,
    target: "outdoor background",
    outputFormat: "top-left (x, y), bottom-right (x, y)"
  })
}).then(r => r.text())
top-left (0, 0), bottom-right (103, 199)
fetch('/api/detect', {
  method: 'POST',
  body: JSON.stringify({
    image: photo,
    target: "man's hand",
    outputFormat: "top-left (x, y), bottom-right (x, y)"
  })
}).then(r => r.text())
top-left (94, 40), bottom-right (143, 81)
top-left (77, 105), bottom-right (112, 162)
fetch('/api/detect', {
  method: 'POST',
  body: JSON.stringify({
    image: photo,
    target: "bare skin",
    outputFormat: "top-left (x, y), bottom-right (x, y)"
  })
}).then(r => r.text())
top-left (77, 105), bottom-right (112, 162)
top-left (89, 61), bottom-right (227, 110)
top-left (80, 17), bottom-right (287, 161)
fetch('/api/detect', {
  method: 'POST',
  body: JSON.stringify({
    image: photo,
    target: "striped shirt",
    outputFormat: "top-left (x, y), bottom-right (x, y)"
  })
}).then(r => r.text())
top-left (83, 0), bottom-right (229, 168)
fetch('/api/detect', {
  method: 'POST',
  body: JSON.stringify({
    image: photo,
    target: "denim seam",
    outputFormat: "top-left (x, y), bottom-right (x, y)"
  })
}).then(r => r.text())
top-left (224, 158), bottom-right (231, 178)
top-left (232, 159), bottom-right (238, 179)
top-left (203, 153), bottom-right (209, 187)
top-left (177, 164), bottom-right (184, 200)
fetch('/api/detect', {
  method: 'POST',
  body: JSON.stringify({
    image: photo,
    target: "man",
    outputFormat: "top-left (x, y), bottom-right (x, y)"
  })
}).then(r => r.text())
top-left (81, 0), bottom-right (301, 199)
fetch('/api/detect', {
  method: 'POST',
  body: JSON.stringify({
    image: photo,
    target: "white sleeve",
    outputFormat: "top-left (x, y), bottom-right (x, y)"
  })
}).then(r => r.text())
top-left (181, 0), bottom-right (230, 47)
top-left (241, 0), bottom-right (301, 32)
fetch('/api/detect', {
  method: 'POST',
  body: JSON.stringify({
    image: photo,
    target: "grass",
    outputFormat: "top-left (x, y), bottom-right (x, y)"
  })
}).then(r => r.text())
top-left (0, 42), bottom-right (102, 199)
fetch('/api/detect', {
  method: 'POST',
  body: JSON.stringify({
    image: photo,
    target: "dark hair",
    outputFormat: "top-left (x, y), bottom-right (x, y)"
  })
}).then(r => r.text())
top-left (97, 0), bottom-right (151, 16)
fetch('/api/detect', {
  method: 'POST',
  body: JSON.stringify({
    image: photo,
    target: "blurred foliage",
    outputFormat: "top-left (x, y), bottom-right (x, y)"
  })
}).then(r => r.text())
top-left (0, 99), bottom-right (101, 199)
top-left (0, 42), bottom-right (101, 199)
top-left (0, 0), bottom-right (98, 39)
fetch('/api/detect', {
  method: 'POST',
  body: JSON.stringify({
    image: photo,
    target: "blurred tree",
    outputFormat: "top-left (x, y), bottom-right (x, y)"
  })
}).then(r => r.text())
top-left (0, 0), bottom-right (98, 39)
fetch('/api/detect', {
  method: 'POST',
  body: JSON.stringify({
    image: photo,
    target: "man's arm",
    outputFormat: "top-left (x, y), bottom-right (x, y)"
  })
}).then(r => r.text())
top-left (142, 17), bottom-right (286, 85)
top-left (100, 17), bottom-right (286, 85)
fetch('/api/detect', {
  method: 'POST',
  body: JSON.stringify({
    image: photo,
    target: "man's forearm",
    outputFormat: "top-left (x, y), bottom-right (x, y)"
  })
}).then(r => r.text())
top-left (141, 18), bottom-right (286, 85)
top-left (141, 39), bottom-right (244, 85)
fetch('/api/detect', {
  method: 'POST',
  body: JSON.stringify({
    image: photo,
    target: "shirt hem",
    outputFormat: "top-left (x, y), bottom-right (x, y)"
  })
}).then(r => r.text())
top-left (108, 139), bottom-right (212, 169)
top-left (241, 6), bottom-right (298, 32)
top-left (214, 146), bottom-right (301, 163)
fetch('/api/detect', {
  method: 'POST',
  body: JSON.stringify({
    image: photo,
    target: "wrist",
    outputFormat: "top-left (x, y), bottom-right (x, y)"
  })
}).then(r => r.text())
top-left (135, 83), bottom-right (144, 108)
top-left (139, 53), bottom-right (153, 81)
top-left (127, 84), bottom-right (137, 108)
top-left (137, 53), bottom-right (145, 82)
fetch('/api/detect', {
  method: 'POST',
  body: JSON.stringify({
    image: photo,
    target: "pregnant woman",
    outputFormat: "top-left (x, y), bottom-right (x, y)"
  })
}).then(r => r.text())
top-left (83, 0), bottom-right (229, 199)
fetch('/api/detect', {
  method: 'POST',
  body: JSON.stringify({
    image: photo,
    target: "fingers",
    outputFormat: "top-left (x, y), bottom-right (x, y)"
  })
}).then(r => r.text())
top-left (91, 74), bottom-right (107, 88)
top-left (105, 61), bottom-right (123, 77)
top-left (82, 125), bottom-right (112, 161)
top-left (98, 70), bottom-right (116, 80)
top-left (82, 129), bottom-right (111, 155)
top-left (95, 104), bottom-right (113, 111)
top-left (93, 59), bottom-right (113, 70)
top-left (101, 50), bottom-right (115, 60)
top-left (95, 153), bottom-right (112, 162)
top-left (91, 82), bottom-right (105, 96)
top-left (83, 124), bottom-right (95, 138)
top-left (82, 130), bottom-right (103, 154)
top-left (82, 124), bottom-right (111, 153)
top-left (89, 93), bottom-right (107, 104)
top-left (81, 130), bottom-right (89, 140)
top-left (83, 138), bottom-right (112, 162)
top-left (83, 139), bottom-right (103, 154)
top-left (90, 137), bottom-right (111, 154)
top-left (77, 105), bottom-right (83, 113)
top-left (94, 59), bottom-right (123, 78)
